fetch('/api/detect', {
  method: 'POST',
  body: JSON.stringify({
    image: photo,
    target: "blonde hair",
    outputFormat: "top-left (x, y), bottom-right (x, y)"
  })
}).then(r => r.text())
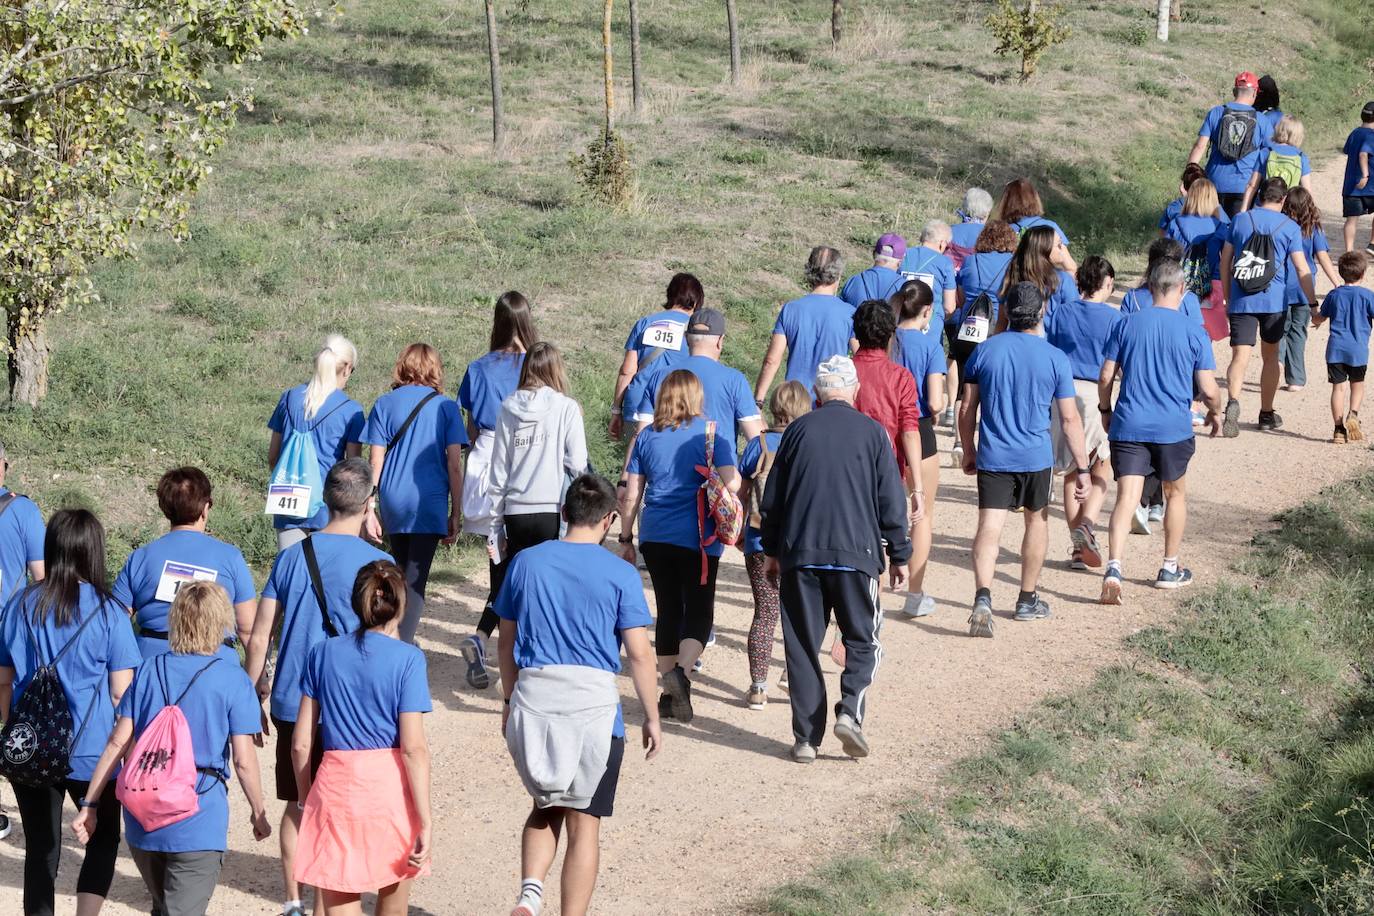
top-left (1273, 115), bottom-right (1305, 149)
top-left (652, 369), bottom-right (704, 431)
top-left (169, 581), bottom-right (234, 655)
top-left (769, 380), bottom-right (812, 428)
top-left (304, 334), bottom-right (357, 419)
top-left (1182, 178), bottom-right (1220, 218)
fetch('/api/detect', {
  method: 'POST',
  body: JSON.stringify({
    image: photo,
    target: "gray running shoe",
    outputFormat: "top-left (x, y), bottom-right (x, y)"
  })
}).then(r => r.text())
top-left (1258, 410), bottom-right (1282, 432)
top-left (1131, 506), bottom-right (1152, 536)
top-left (1100, 568), bottom-right (1124, 605)
top-left (968, 597), bottom-right (995, 638)
top-left (1223, 399), bottom-right (1241, 438)
top-left (833, 713), bottom-right (870, 758)
top-left (1013, 595), bottom-right (1052, 621)
top-left (1154, 566), bottom-right (1193, 589)
top-left (790, 740), bottom-right (817, 764)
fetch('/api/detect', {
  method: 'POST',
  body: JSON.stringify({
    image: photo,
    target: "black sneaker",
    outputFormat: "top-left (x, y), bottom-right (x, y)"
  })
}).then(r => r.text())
top-left (1258, 410), bottom-right (1282, 431)
top-left (662, 666), bottom-right (693, 723)
top-left (657, 694), bottom-right (675, 720)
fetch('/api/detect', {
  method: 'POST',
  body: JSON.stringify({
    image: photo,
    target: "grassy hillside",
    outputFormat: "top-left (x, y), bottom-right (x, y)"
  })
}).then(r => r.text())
top-left (3, 0), bottom-right (1372, 573)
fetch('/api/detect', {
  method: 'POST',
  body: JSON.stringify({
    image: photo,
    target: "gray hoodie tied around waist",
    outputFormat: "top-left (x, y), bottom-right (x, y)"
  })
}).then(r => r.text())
top-left (505, 665), bottom-right (620, 810)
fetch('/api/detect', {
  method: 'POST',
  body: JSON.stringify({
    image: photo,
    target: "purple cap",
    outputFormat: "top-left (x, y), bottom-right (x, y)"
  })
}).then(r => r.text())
top-left (874, 233), bottom-right (907, 261)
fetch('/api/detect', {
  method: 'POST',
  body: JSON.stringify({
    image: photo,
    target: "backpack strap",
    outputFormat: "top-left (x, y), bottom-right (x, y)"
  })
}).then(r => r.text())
top-left (388, 391), bottom-right (441, 449)
top-left (0, 491), bottom-right (18, 521)
top-left (45, 600), bottom-right (105, 668)
top-left (301, 535), bottom-right (341, 638)
top-left (172, 657), bottom-right (221, 707)
top-left (703, 420), bottom-right (716, 469)
top-left (305, 396), bottom-right (350, 433)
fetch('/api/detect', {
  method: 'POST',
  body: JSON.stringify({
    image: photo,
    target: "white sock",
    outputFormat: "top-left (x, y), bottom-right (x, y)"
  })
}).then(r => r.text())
top-left (518, 879), bottom-right (544, 913)
top-left (282, 902), bottom-right (303, 916)
top-left (1162, 556), bottom-right (1179, 574)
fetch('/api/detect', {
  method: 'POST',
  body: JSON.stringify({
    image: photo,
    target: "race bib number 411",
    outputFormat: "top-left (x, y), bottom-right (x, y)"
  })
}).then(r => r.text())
top-left (265, 484), bottom-right (312, 518)
top-left (640, 320), bottom-right (684, 352)
top-left (155, 561), bottom-right (220, 603)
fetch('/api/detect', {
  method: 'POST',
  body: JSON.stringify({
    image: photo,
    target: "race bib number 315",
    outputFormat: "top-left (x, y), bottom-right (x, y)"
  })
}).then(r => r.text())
top-left (640, 320), bottom-right (684, 352)
top-left (265, 484), bottom-right (312, 518)
top-left (155, 561), bottom-right (220, 603)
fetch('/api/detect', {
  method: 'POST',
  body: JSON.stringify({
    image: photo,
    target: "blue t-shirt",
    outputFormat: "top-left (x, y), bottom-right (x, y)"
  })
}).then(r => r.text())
top-left (1166, 213), bottom-right (1229, 281)
top-left (1286, 227), bottom-right (1329, 306)
top-left (267, 386), bottom-right (366, 532)
top-left (840, 265), bottom-right (905, 309)
top-left (773, 293), bottom-right (855, 395)
top-left (493, 540), bottom-right (653, 738)
top-left (1199, 102), bottom-right (1273, 194)
top-left (1120, 287), bottom-right (1205, 327)
top-left (1044, 270), bottom-right (1081, 321)
top-left (949, 221), bottom-right (984, 257)
top-left (117, 652), bottom-right (259, 853)
top-left (362, 385), bottom-right (468, 535)
top-left (898, 248), bottom-right (957, 307)
top-left (0, 490), bottom-right (44, 608)
top-left (1012, 215), bottom-right (1070, 248)
top-left (964, 332), bottom-right (1074, 472)
top-left (894, 327), bottom-right (946, 417)
top-left (739, 430), bottom-right (784, 556)
top-left (1159, 197), bottom-right (1184, 230)
top-left (630, 355), bottom-right (759, 448)
top-left (1226, 208), bottom-right (1304, 314)
top-left (301, 632), bottom-right (432, 751)
top-left (1045, 298), bottom-right (1124, 381)
top-left (1254, 144), bottom-right (1311, 185)
top-left (1105, 308), bottom-right (1216, 444)
top-left (1342, 126), bottom-right (1374, 197)
top-left (626, 416), bottom-right (737, 554)
top-left (113, 529), bottom-right (256, 662)
top-left (1320, 286), bottom-right (1374, 367)
top-left (261, 533), bottom-right (391, 722)
top-left (458, 351), bottom-right (525, 433)
top-left (1259, 108), bottom-right (1285, 135)
top-left (955, 252), bottom-right (1014, 326)
top-left (623, 310), bottom-right (692, 367)
top-left (0, 586), bottom-right (141, 780)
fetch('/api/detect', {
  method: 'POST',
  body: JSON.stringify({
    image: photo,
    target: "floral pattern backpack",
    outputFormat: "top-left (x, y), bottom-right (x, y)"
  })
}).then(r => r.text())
top-left (696, 421), bottom-right (744, 583)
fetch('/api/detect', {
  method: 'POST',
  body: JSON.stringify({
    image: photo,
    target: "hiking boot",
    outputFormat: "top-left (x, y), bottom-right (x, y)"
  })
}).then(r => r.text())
top-left (1131, 506), bottom-right (1152, 536)
top-left (1222, 399), bottom-right (1241, 438)
top-left (662, 666), bottom-right (694, 723)
top-left (658, 693), bottom-right (675, 720)
top-left (1075, 525), bottom-right (1103, 568)
top-left (747, 686), bottom-right (767, 710)
top-left (1258, 410), bottom-right (1282, 431)
top-left (900, 591), bottom-right (936, 618)
top-left (968, 596), bottom-right (995, 638)
top-left (1347, 413), bottom-right (1364, 442)
top-left (1013, 594), bottom-right (1052, 621)
top-left (1333, 425), bottom-right (1349, 445)
top-left (790, 740), bottom-right (817, 764)
top-left (460, 634), bottom-right (491, 690)
top-left (833, 713), bottom-right (870, 758)
top-left (1154, 566), bottom-right (1194, 589)
top-left (1100, 568), bottom-right (1124, 605)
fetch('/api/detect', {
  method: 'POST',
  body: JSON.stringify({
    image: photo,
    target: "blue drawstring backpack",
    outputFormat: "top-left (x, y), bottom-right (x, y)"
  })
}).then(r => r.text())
top-left (265, 397), bottom-right (344, 520)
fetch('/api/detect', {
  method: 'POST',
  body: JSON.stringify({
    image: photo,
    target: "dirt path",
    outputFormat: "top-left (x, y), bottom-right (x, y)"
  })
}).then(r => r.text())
top-left (4, 159), bottom-right (1371, 916)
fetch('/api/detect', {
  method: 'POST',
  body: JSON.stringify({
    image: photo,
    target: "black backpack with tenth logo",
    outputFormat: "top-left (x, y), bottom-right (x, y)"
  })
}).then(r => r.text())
top-left (1232, 214), bottom-right (1278, 296)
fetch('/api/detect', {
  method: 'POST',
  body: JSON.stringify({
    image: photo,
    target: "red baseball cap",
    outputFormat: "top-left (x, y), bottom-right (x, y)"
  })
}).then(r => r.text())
top-left (1234, 71), bottom-right (1259, 90)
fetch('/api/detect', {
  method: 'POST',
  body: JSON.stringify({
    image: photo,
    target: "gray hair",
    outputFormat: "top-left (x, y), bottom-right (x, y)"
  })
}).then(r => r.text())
top-left (685, 332), bottom-right (718, 347)
top-left (804, 246), bottom-right (845, 289)
top-left (920, 220), bottom-right (952, 244)
top-left (323, 457), bottom-right (374, 516)
top-left (1146, 259), bottom-right (1186, 300)
top-left (962, 187), bottom-right (993, 221)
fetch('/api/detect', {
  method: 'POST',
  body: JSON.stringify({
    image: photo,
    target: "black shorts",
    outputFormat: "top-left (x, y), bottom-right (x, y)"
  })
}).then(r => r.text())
top-left (272, 716), bottom-right (323, 802)
top-left (1229, 312), bottom-right (1285, 347)
top-left (1110, 438), bottom-right (1196, 483)
top-left (1328, 362), bottom-right (1368, 384)
top-left (976, 469), bottom-right (1052, 511)
top-left (918, 415), bottom-right (937, 460)
top-left (1343, 196), bottom-right (1374, 218)
top-left (1218, 192), bottom-right (1247, 218)
top-left (949, 335), bottom-right (979, 394)
top-left (582, 736), bottom-right (624, 818)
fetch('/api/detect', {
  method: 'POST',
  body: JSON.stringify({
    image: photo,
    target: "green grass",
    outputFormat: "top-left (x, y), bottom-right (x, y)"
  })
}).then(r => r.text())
top-left (763, 470), bottom-right (1374, 915)
top-left (3, 0), bottom-right (1372, 580)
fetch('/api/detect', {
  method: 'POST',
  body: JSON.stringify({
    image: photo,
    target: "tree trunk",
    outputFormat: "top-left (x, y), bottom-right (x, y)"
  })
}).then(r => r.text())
top-left (629, 0), bottom-right (643, 114)
top-left (1021, 0), bottom-right (1038, 81)
top-left (1155, 0), bottom-right (1170, 41)
top-left (483, 0), bottom-right (504, 148)
top-left (1170, 0), bottom-right (1181, 21)
top-left (602, 0), bottom-right (614, 135)
top-left (724, 0), bottom-right (741, 85)
top-left (8, 322), bottom-right (48, 407)
top-left (831, 0), bottom-right (842, 50)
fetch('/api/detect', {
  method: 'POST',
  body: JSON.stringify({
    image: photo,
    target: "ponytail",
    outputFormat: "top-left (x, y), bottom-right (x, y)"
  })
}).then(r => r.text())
top-left (351, 560), bottom-right (407, 649)
top-left (303, 333), bottom-right (357, 419)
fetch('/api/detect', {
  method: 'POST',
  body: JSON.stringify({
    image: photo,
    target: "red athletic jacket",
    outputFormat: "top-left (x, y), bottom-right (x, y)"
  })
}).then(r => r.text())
top-left (853, 347), bottom-right (921, 478)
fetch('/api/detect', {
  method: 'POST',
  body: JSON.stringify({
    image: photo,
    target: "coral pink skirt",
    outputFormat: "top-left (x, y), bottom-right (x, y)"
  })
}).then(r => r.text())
top-left (294, 748), bottom-right (429, 893)
top-left (1203, 280), bottom-right (1229, 342)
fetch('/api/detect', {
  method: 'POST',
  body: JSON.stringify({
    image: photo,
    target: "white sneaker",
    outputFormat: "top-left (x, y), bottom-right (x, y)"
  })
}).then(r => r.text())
top-left (901, 591), bottom-right (936, 618)
top-left (951, 444), bottom-right (964, 468)
top-left (1131, 506), bottom-right (1152, 536)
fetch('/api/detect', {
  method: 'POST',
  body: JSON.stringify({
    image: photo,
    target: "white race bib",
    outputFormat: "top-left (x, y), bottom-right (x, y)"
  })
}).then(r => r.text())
top-left (154, 561), bottom-right (219, 603)
top-left (640, 320), bottom-right (684, 352)
top-left (903, 271), bottom-right (936, 291)
top-left (264, 483), bottom-right (312, 518)
top-left (958, 315), bottom-right (989, 344)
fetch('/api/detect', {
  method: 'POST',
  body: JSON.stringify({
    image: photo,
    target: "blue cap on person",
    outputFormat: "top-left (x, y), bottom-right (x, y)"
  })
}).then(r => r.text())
top-left (688, 307), bottom-right (726, 336)
top-left (815, 355), bottom-right (858, 391)
top-left (874, 233), bottom-right (906, 261)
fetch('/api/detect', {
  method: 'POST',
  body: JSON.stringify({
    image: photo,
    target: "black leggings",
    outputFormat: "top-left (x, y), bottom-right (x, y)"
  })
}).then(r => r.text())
top-left (477, 512), bottom-right (562, 636)
top-left (641, 542), bottom-right (719, 657)
top-left (389, 533), bottom-right (441, 644)
top-left (12, 778), bottom-right (121, 916)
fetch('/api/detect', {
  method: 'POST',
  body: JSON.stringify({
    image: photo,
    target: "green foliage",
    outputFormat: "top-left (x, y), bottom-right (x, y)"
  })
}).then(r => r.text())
top-left (984, 0), bottom-right (1071, 82)
top-left (569, 129), bottom-right (636, 209)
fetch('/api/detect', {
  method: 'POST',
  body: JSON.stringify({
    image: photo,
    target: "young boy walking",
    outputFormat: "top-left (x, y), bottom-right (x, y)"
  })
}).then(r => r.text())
top-left (1313, 251), bottom-right (1374, 444)
top-left (1341, 102), bottom-right (1374, 255)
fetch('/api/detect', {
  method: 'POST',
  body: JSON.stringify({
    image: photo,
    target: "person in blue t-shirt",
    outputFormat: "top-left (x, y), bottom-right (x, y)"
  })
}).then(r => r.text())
top-left (959, 283), bottom-right (1089, 637)
top-left (2, 510), bottom-right (141, 916)
top-left (1313, 252), bottom-right (1374, 444)
top-left (243, 457), bottom-right (390, 915)
top-left (1044, 256), bottom-right (1124, 573)
top-left (1242, 115), bottom-right (1313, 211)
top-left (266, 334), bottom-right (365, 553)
top-left (1158, 163), bottom-right (1216, 234)
top-left (948, 187), bottom-right (993, 269)
top-left (1219, 177), bottom-right (1316, 438)
top-left (1189, 72), bottom-right (1275, 217)
top-left (1279, 188), bottom-right (1343, 392)
top-left (363, 343), bottom-right (468, 644)
top-left (755, 246), bottom-right (855, 400)
top-left (995, 178), bottom-right (1074, 268)
top-left (900, 222), bottom-right (960, 419)
top-left (1163, 178), bottom-right (1230, 339)
top-left (291, 561), bottom-right (433, 914)
top-left (620, 370), bottom-right (739, 724)
top-left (74, 581), bottom-right (270, 916)
top-left (997, 225), bottom-right (1079, 332)
top-left (0, 442), bottom-right (45, 610)
top-left (840, 233), bottom-right (907, 308)
top-left (610, 273), bottom-right (701, 440)
top-left (495, 474), bottom-right (661, 916)
top-left (951, 220), bottom-right (1018, 464)
top-left (113, 466), bottom-right (257, 664)
top-left (1120, 238), bottom-right (1207, 327)
top-left (458, 291), bottom-right (536, 540)
top-left (1099, 261), bottom-right (1224, 606)
top-left (1341, 102), bottom-right (1374, 253)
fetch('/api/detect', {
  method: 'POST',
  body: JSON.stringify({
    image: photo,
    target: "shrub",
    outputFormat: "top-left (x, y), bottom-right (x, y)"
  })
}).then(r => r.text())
top-left (985, 0), bottom-right (1071, 82)
top-left (570, 129), bottom-right (636, 209)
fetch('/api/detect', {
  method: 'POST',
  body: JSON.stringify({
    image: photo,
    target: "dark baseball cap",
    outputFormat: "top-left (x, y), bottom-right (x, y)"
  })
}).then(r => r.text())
top-left (1005, 281), bottom-right (1044, 319)
top-left (1363, 101), bottom-right (1374, 119)
top-left (688, 307), bottom-right (726, 336)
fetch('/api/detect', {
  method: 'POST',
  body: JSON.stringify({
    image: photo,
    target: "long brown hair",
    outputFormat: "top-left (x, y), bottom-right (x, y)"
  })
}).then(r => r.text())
top-left (995, 178), bottom-right (1045, 225)
top-left (490, 291), bottom-right (539, 353)
top-left (391, 343), bottom-right (444, 392)
top-left (1282, 186), bottom-right (1322, 237)
top-left (518, 341), bottom-right (570, 394)
top-left (29, 509), bottom-right (110, 628)
top-left (1003, 226), bottom-right (1060, 298)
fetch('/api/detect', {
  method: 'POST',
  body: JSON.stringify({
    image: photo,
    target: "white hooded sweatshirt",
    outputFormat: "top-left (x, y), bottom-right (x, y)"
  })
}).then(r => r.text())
top-left (489, 386), bottom-right (589, 518)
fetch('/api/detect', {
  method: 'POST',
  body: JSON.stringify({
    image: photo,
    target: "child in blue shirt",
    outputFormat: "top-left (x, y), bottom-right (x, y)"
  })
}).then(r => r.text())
top-left (1313, 252), bottom-right (1374, 444)
top-left (1341, 102), bottom-right (1374, 254)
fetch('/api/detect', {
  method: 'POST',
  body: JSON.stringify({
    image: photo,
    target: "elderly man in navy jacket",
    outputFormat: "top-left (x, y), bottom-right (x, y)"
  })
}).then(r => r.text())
top-left (760, 355), bottom-right (911, 764)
